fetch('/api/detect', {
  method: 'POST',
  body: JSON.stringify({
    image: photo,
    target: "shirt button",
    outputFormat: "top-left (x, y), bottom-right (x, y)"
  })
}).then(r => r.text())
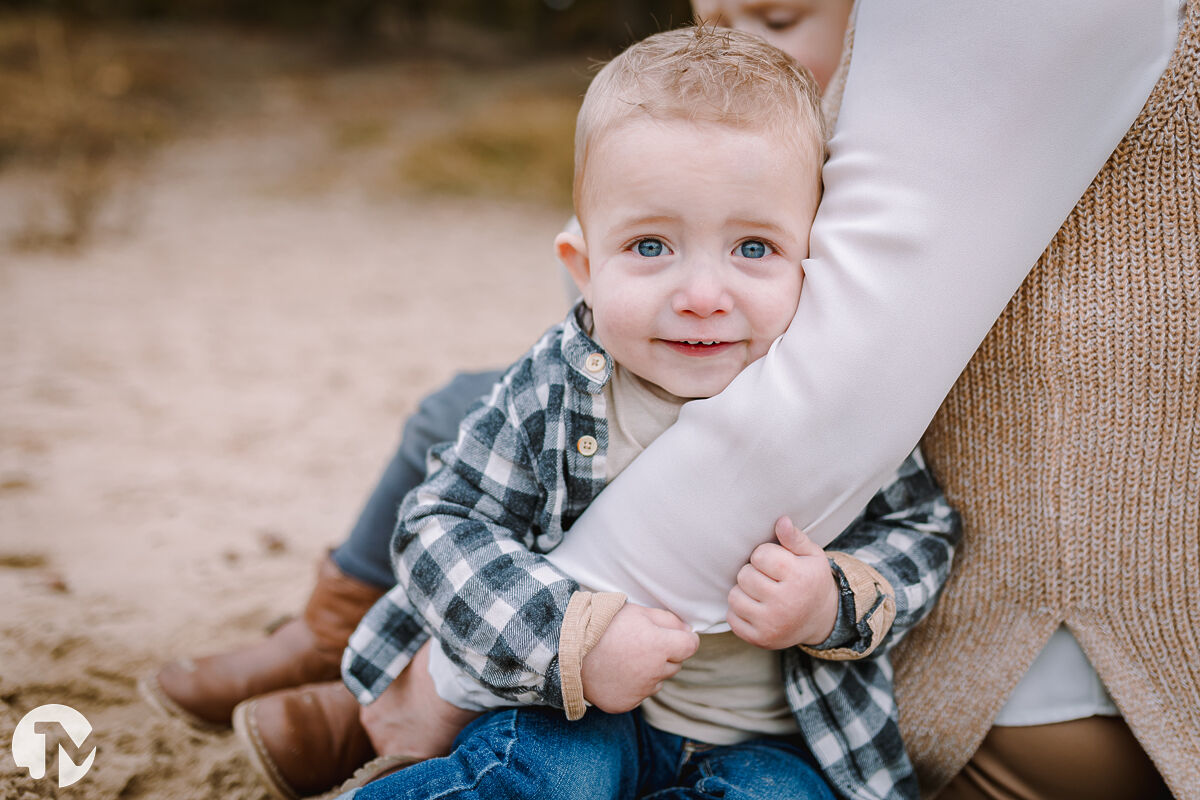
top-left (576, 435), bottom-right (598, 456)
top-left (585, 353), bottom-right (606, 374)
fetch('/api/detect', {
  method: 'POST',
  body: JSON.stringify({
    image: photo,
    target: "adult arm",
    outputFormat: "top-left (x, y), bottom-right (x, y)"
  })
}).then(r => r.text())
top-left (546, 0), bottom-right (1181, 629)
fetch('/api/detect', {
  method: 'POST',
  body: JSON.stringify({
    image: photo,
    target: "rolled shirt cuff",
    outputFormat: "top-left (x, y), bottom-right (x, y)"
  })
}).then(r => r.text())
top-left (798, 553), bottom-right (896, 661)
top-left (559, 591), bottom-right (627, 720)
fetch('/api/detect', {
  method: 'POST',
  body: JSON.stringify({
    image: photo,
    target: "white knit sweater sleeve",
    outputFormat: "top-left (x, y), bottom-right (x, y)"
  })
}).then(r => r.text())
top-left (546, 0), bottom-right (1180, 631)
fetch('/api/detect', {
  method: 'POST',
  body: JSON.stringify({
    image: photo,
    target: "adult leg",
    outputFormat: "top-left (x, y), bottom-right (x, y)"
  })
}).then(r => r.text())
top-left (641, 736), bottom-right (835, 800)
top-left (341, 706), bottom-right (642, 800)
top-left (935, 718), bottom-right (1170, 800)
top-left (140, 371), bottom-right (500, 799)
top-left (228, 371), bottom-right (504, 800)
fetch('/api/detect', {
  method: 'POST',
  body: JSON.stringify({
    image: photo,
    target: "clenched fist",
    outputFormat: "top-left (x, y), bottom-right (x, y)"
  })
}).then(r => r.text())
top-left (581, 604), bottom-right (699, 713)
top-left (726, 516), bottom-right (838, 650)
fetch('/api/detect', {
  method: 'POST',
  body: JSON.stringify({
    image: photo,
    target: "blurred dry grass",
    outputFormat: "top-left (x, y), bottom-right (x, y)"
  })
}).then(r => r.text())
top-left (397, 90), bottom-right (578, 208)
top-left (0, 12), bottom-right (589, 251)
top-left (0, 15), bottom-right (186, 249)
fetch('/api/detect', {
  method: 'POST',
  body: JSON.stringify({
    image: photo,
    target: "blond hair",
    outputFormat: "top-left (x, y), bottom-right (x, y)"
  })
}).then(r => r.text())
top-left (573, 25), bottom-right (826, 213)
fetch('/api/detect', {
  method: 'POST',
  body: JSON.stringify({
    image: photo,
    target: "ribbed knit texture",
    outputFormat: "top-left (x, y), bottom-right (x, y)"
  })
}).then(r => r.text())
top-left (897, 3), bottom-right (1200, 797)
top-left (820, 1), bottom-right (855, 129)
top-left (559, 591), bottom-right (627, 721)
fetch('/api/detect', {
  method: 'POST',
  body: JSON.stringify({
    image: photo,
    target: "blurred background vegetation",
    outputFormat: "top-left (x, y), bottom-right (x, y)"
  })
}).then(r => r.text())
top-left (0, 0), bottom-right (691, 249)
top-left (1, 0), bottom-right (691, 49)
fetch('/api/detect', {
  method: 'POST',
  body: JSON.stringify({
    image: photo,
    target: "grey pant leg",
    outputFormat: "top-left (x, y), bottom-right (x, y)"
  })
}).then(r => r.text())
top-left (331, 370), bottom-right (504, 589)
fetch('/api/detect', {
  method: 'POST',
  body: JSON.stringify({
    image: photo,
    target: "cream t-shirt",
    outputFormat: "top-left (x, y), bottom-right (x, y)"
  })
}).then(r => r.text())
top-left (605, 365), bottom-right (800, 745)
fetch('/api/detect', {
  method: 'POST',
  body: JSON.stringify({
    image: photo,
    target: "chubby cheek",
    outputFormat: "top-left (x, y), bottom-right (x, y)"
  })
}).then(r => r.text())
top-left (748, 289), bottom-right (802, 360)
top-left (590, 287), bottom-right (653, 356)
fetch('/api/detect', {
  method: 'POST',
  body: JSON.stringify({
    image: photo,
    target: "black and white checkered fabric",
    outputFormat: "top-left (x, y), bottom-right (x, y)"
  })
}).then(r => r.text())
top-left (343, 302), bottom-right (962, 800)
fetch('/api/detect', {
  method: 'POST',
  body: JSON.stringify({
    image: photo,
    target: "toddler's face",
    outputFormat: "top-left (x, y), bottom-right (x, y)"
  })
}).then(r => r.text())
top-left (559, 119), bottom-right (817, 399)
top-left (691, 0), bottom-right (853, 90)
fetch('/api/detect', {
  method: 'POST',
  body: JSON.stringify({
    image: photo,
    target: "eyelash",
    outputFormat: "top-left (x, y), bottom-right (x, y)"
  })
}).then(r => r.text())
top-left (736, 239), bottom-right (778, 258)
top-left (626, 238), bottom-right (781, 257)
top-left (630, 237), bottom-right (670, 257)
top-left (763, 16), bottom-right (799, 31)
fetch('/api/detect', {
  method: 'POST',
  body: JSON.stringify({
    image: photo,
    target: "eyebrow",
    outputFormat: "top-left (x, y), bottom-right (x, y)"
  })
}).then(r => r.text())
top-left (725, 218), bottom-right (794, 240)
top-left (611, 215), bottom-right (793, 238)
top-left (611, 214), bottom-right (677, 230)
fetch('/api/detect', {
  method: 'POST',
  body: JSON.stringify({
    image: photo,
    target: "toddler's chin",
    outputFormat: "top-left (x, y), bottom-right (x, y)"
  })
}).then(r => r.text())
top-left (659, 374), bottom-right (738, 401)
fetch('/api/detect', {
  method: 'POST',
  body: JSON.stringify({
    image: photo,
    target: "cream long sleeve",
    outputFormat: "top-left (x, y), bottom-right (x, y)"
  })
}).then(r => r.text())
top-left (546, 0), bottom-right (1180, 631)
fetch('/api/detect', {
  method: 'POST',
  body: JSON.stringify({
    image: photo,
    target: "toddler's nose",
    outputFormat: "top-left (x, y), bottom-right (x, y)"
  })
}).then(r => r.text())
top-left (672, 261), bottom-right (732, 318)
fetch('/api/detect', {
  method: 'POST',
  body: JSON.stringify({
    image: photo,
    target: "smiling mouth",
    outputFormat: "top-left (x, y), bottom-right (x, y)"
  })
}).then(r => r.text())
top-left (662, 339), bottom-right (737, 356)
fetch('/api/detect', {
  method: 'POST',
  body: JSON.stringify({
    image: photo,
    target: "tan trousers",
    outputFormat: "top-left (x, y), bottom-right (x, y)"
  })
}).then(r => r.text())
top-left (936, 717), bottom-right (1171, 800)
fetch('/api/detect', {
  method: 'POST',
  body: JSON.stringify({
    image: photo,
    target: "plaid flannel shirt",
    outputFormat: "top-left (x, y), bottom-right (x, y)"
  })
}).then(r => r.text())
top-left (343, 302), bottom-right (962, 800)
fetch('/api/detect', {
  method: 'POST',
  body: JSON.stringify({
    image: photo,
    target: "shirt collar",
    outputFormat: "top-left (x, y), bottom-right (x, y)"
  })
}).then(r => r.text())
top-left (561, 301), bottom-right (611, 393)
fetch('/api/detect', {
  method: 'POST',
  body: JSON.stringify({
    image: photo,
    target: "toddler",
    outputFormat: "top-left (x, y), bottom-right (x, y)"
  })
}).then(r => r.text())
top-left (341, 25), bottom-right (960, 800)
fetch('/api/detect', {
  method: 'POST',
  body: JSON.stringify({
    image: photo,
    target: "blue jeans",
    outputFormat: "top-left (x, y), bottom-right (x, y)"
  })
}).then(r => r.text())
top-left (341, 707), bottom-right (834, 800)
top-left (331, 370), bottom-right (504, 589)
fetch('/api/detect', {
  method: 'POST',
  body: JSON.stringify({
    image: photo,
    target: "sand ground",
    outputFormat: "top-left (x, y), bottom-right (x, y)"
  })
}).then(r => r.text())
top-left (0, 24), bottom-right (572, 799)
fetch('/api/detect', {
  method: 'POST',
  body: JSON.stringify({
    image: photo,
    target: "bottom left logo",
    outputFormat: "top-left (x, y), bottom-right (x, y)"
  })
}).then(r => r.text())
top-left (11, 704), bottom-right (97, 788)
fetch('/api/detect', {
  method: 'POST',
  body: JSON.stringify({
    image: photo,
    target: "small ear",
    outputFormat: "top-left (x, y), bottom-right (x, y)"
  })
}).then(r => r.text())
top-left (555, 231), bottom-right (591, 304)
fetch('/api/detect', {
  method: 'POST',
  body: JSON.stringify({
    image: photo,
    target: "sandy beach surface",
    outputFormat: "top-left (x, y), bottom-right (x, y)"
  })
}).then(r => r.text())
top-left (0, 24), bottom-right (572, 799)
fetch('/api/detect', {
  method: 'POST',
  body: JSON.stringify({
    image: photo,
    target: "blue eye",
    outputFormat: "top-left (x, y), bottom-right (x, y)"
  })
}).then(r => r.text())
top-left (636, 239), bottom-right (665, 257)
top-left (739, 240), bottom-right (768, 258)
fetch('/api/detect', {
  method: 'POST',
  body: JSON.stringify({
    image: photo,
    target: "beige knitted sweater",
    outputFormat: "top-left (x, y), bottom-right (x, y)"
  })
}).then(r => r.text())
top-left (893, 2), bottom-right (1199, 797)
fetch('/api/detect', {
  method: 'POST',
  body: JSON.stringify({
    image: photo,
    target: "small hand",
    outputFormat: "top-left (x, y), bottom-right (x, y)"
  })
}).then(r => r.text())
top-left (581, 604), bottom-right (699, 713)
top-left (726, 516), bottom-right (838, 650)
